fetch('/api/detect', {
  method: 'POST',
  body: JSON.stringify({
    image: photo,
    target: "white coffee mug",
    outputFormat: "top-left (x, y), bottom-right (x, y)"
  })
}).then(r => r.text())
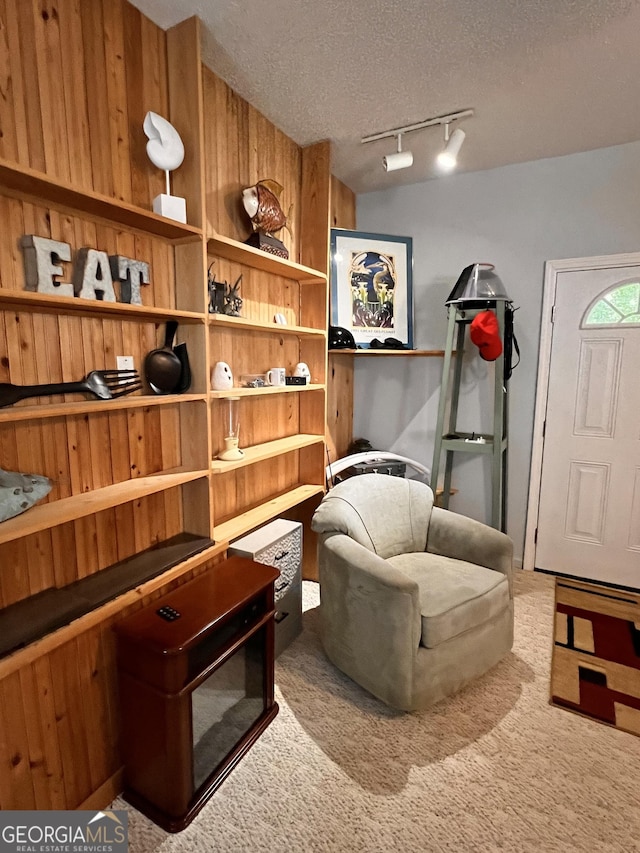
top-left (266, 367), bottom-right (286, 386)
top-left (293, 362), bottom-right (310, 383)
top-left (211, 361), bottom-right (233, 390)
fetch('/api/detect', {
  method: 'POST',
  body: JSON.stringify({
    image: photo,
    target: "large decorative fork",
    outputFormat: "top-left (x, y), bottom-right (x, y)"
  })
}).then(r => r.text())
top-left (0, 370), bottom-right (142, 407)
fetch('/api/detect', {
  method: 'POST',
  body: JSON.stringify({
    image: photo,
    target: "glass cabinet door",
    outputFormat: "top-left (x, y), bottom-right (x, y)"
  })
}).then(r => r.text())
top-left (191, 627), bottom-right (267, 792)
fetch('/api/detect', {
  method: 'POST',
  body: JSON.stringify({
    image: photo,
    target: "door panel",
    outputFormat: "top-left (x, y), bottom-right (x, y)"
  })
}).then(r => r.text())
top-left (536, 266), bottom-right (640, 588)
top-left (574, 339), bottom-right (621, 436)
top-left (564, 461), bottom-right (609, 543)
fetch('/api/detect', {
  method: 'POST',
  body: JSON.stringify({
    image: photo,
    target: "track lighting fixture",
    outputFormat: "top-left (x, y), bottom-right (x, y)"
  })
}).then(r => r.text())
top-left (382, 133), bottom-right (414, 172)
top-left (436, 124), bottom-right (466, 172)
top-left (362, 109), bottom-right (473, 175)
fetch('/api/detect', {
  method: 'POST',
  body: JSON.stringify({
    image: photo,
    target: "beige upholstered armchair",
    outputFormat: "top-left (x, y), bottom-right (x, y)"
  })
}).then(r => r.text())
top-left (311, 474), bottom-right (514, 712)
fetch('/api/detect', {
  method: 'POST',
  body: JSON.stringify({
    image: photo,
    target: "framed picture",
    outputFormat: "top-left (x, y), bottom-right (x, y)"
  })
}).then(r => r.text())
top-left (330, 229), bottom-right (413, 348)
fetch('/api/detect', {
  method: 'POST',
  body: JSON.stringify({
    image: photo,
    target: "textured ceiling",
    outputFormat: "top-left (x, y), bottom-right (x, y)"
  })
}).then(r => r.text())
top-left (129, 0), bottom-right (640, 194)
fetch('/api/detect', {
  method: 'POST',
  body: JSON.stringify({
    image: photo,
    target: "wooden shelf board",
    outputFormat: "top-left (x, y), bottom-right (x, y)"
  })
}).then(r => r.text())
top-left (0, 157), bottom-right (203, 240)
top-left (210, 434), bottom-right (324, 473)
top-left (0, 540), bottom-right (229, 680)
top-left (0, 533), bottom-right (215, 661)
top-left (329, 349), bottom-right (446, 357)
top-left (208, 313), bottom-right (326, 338)
top-left (0, 469), bottom-right (209, 545)
top-left (0, 288), bottom-right (205, 322)
top-left (213, 484), bottom-right (324, 542)
top-left (0, 393), bottom-right (207, 423)
top-left (210, 383), bottom-right (324, 399)
top-left (207, 232), bottom-right (326, 284)
top-left (440, 433), bottom-right (507, 454)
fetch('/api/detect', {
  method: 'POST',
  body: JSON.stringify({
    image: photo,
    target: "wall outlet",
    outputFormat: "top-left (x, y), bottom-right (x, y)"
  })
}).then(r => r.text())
top-left (116, 355), bottom-right (134, 372)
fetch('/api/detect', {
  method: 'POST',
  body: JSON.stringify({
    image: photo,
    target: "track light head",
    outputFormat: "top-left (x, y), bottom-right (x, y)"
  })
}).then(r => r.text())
top-left (382, 133), bottom-right (413, 172)
top-left (436, 126), bottom-right (466, 172)
top-left (383, 150), bottom-right (414, 172)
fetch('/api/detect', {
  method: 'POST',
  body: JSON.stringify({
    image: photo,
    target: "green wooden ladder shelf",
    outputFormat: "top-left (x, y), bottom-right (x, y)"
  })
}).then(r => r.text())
top-left (431, 299), bottom-right (509, 532)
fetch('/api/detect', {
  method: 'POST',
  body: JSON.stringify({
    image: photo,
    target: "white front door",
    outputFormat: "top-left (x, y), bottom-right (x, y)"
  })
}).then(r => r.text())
top-left (535, 265), bottom-right (640, 588)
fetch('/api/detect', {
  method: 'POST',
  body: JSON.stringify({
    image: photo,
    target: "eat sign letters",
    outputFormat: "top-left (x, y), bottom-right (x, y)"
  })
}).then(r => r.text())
top-left (20, 235), bottom-right (151, 305)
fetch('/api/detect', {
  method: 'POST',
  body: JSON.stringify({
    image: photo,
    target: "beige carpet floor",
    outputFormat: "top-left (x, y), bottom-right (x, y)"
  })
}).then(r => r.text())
top-left (113, 570), bottom-right (640, 852)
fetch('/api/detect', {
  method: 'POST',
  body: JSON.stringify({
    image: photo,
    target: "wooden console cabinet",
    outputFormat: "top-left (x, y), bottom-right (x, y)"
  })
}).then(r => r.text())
top-left (114, 556), bottom-right (279, 832)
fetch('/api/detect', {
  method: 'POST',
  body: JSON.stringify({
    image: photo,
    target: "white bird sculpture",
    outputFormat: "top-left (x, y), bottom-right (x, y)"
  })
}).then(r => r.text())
top-left (143, 111), bottom-right (185, 196)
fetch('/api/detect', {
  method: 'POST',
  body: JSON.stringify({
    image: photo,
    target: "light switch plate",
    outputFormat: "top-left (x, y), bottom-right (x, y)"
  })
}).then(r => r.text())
top-left (117, 355), bottom-right (134, 372)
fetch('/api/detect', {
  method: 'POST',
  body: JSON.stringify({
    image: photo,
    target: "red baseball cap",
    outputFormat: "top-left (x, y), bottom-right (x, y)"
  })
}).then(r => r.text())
top-left (470, 309), bottom-right (502, 361)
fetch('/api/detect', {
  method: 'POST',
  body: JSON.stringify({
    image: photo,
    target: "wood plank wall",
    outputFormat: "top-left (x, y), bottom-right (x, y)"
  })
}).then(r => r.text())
top-left (0, 0), bottom-right (168, 207)
top-left (202, 67), bottom-right (302, 258)
top-left (327, 175), bottom-right (356, 460)
top-left (331, 175), bottom-right (356, 233)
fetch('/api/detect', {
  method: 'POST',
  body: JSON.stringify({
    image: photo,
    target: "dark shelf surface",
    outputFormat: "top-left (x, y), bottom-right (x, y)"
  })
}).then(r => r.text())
top-left (0, 532), bottom-right (214, 659)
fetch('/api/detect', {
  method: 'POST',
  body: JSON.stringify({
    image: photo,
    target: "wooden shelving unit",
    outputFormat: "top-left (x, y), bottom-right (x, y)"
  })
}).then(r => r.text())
top-left (0, 7), bottom-right (219, 814)
top-left (0, 6), bottom-right (335, 813)
top-left (207, 229), bottom-right (328, 544)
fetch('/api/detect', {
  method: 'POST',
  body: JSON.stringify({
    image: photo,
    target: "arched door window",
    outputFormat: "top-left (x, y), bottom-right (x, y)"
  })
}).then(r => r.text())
top-left (581, 280), bottom-right (640, 327)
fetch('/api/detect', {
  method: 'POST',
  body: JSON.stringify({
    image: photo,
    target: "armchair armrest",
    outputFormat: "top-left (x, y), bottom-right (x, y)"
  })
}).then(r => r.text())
top-left (427, 507), bottom-right (513, 593)
top-left (321, 533), bottom-right (419, 594)
top-left (318, 533), bottom-right (422, 709)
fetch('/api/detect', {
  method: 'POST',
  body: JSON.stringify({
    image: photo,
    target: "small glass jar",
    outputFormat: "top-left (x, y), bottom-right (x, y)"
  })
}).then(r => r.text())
top-left (218, 396), bottom-right (244, 460)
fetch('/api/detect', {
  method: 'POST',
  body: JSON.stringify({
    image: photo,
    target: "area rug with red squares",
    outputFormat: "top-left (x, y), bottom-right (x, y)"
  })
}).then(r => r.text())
top-left (550, 576), bottom-right (640, 736)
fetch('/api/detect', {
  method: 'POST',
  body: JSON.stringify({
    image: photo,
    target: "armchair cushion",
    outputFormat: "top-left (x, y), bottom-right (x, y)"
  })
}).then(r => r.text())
top-left (311, 475), bottom-right (433, 558)
top-left (387, 553), bottom-right (510, 648)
